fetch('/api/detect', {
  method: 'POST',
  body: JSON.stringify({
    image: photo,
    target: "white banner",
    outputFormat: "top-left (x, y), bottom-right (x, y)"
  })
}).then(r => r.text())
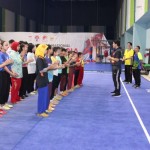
top-left (135, 0), bottom-right (145, 21)
top-left (0, 32), bottom-right (110, 61)
top-left (126, 0), bottom-right (131, 30)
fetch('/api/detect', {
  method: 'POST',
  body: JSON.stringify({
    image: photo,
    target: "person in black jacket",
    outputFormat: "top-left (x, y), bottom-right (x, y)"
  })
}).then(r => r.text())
top-left (108, 40), bottom-right (122, 97)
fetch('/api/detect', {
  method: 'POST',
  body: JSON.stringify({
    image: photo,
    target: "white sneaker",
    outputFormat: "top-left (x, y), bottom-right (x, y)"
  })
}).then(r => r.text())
top-left (30, 92), bottom-right (36, 95)
top-left (74, 85), bottom-right (80, 89)
top-left (55, 95), bottom-right (62, 100)
top-left (2, 105), bottom-right (10, 110)
top-left (51, 99), bottom-right (59, 104)
top-left (5, 103), bottom-right (13, 108)
top-left (56, 94), bottom-right (62, 98)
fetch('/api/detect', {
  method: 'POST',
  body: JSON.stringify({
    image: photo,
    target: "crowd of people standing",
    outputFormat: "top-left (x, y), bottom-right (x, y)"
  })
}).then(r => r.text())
top-left (108, 40), bottom-right (143, 97)
top-left (0, 39), bottom-right (86, 117)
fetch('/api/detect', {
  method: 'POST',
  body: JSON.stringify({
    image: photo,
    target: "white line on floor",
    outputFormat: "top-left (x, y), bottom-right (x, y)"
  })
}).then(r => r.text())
top-left (121, 78), bottom-right (150, 144)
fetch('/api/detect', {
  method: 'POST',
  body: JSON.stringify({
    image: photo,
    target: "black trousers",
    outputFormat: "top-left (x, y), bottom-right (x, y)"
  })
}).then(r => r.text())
top-left (112, 68), bottom-right (121, 94)
top-left (74, 70), bottom-right (80, 86)
top-left (50, 74), bottom-right (61, 99)
top-left (27, 73), bottom-right (36, 93)
top-left (0, 71), bottom-right (10, 105)
top-left (19, 67), bottom-right (28, 97)
top-left (60, 74), bottom-right (68, 92)
top-left (125, 65), bottom-right (132, 83)
top-left (133, 69), bottom-right (141, 86)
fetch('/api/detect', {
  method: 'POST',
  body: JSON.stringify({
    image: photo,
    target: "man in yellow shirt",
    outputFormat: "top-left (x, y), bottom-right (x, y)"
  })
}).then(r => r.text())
top-left (123, 42), bottom-right (134, 84)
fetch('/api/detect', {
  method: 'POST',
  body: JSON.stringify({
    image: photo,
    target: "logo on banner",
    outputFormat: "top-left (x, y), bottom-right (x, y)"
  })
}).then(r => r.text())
top-left (49, 35), bottom-right (57, 42)
top-left (42, 35), bottom-right (48, 43)
top-left (35, 35), bottom-right (40, 42)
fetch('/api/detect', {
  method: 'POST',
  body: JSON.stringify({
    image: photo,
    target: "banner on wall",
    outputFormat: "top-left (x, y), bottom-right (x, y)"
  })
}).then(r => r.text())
top-left (126, 0), bottom-right (131, 30)
top-left (135, 0), bottom-right (145, 21)
top-left (0, 32), bottom-right (110, 61)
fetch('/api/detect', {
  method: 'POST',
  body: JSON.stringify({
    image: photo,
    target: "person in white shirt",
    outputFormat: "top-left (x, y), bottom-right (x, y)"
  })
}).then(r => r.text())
top-left (27, 43), bottom-right (36, 94)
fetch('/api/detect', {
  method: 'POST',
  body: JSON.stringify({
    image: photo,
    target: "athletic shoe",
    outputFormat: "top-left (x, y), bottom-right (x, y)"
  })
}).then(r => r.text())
top-left (135, 85), bottom-right (140, 89)
top-left (20, 96), bottom-right (25, 100)
top-left (37, 113), bottom-right (49, 117)
top-left (49, 103), bottom-right (56, 108)
top-left (54, 96), bottom-right (62, 101)
top-left (112, 93), bottom-right (121, 97)
top-left (46, 109), bottom-right (52, 113)
top-left (56, 95), bottom-right (62, 99)
top-left (24, 95), bottom-right (28, 97)
top-left (48, 107), bottom-right (55, 111)
top-left (132, 84), bottom-right (137, 87)
top-left (64, 90), bottom-right (69, 94)
top-left (111, 90), bottom-right (116, 94)
top-left (63, 91), bottom-right (69, 95)
top-left (30, 92), bottom-right (36, 95)
top-left (2, 105), bottom-right (10, 110)
top-left (68, 88), bottom-right (74, 92)
top-left (126, 82), bottom-right (132, 84)
top-left (5, 104), bottom-right (13, 108)
top-left (51, 99), bottom-right (59, 105)
top-left (60, 91), bottom-right (67, 96)
top-left (67, 89), bottom-right (73, 92)
top-left (74, 85), bottom-right (80, 89)
top-left (61, 92), bottom-right (68, 96)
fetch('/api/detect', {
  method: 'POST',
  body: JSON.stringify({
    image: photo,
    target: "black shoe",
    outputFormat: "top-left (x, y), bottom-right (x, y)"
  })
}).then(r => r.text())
top-left (135, 85), bottom-right (140, 89)
top-left (25, 95), bottom-right (28, 97)
top-left (123, 80), bottom-right (127, 82)
top-left (126, 82), bottom-right (132, 84)
top-left (20, 96), bottom-right (25, 99)
top-left (112, 93), bottom-right (121, 97)
top-left (111, 90), bottom-right (116, 94)
top-left (132, 84), bottom-right (137, 87)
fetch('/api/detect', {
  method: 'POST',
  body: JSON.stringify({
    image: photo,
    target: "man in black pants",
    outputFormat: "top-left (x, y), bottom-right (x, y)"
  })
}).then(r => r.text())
top-left (123, 42), bottom-right (134, 84)
top-left (108, 40), bottom-right (122, 97)
top-left (132, 46), bottom-right (143, 88)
